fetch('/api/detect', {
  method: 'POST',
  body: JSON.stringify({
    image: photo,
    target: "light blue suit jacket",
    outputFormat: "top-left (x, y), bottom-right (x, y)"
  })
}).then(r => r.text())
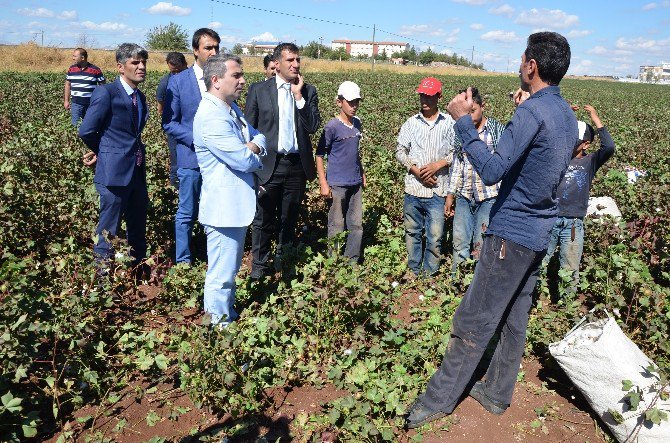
top-left (193, 93), bottom-right (266, 227)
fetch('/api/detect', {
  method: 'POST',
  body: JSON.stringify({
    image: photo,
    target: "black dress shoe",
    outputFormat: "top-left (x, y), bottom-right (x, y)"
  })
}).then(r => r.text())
top-left (469, 381), bottom-right (508, 415)
top-left (405, 398), bottom-right (447, 429)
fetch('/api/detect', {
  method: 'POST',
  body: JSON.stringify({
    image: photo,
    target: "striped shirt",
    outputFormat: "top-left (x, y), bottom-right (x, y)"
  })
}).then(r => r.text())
top-left (66, 63), bottom-right (105, 104)
top-left (396, 112), bottom-right (456, 198)
top-left (447, 117), bottom-right (506, 202)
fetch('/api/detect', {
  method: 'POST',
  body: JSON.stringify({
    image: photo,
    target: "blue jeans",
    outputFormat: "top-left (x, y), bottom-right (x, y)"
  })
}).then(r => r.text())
top-left (175, 168), bottom-right (202, 264)
top-left (403, 193), bottom-right (445, 276)
top-left (94, 169), bottom-right (148, 265)
top-left (452, 196), bottom-right (495, 271)
top-left (328, 184), bottom-right (363, 262)
top-left (70, 101), bottom-right (88, 126)
top-left (419, 235), bottom-right (545, 413)
top-left (204, 225), bottom-right (247, 325)
top-left (543, 217), bottom-right (584, 292)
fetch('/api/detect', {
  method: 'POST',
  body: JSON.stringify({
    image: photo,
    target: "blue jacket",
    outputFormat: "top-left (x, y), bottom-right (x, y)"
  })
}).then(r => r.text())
top-left (455, 85), bottom-right (578, 251)
top-left (162, 67), bottom-right (202, 169)
top-left (78, 78), bottom-right (148, 187)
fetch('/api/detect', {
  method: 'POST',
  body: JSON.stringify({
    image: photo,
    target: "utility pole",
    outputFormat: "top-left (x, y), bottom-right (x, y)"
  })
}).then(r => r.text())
top-left (318, 36), bottom-right (323, 59)
top-left (371, 24), bottom-right (376, 72)
top-left (470, 46), bottom-right (474, 65)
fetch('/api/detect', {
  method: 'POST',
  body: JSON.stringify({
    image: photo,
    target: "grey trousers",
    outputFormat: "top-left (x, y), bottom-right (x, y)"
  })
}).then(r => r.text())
top-left (328, 184), bottom-right (363, 262)
top-left (419, 234), bottom-right (545, 413)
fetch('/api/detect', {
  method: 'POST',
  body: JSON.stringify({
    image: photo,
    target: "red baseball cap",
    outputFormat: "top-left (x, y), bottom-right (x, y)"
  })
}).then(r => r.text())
top-left (416, 77), bottom-right (442, 96)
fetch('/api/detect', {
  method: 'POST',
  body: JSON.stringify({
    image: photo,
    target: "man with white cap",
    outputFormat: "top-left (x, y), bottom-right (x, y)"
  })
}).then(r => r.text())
top-left (316, 81), bottom-right (365, 263)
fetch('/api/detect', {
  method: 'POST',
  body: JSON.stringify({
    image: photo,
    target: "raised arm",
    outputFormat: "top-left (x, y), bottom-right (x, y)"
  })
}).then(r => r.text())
top-left (583, 105), bottom-right (615, 169)
top-left (297, 83), bottom-right (321, 135)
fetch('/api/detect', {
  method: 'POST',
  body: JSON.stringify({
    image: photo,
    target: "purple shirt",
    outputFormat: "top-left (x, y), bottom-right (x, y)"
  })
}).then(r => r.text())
top-left (316, 117), bottom-right (363, 186)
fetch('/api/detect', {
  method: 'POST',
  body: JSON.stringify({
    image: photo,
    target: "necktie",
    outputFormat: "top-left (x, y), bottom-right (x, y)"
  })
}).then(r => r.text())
top-left (280, 83), bottom-right (295, 153)
top-left (131, 91), bottom-right (143, 166)
top-left (231, 108), bottom-right (248, 143)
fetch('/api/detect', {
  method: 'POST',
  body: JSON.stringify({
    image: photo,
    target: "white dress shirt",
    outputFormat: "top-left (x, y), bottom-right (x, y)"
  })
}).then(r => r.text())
top-left (275, 74), bottom-right (305, 154)
top-left (192, 63), bottom-right (207, 95)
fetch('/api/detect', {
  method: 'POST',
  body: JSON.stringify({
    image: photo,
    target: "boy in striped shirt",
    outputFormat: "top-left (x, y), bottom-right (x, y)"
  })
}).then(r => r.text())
top-left (64, 48), bottom-right (106, 126)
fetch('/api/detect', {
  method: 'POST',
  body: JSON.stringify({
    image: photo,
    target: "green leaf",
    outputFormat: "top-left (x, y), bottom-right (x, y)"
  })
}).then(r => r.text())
top-left (154, 354), bottom-right (169, 371)
top-left (1, 392), bottom-right (23, 413)
top-left (621, 379), bottom-right (633, 391)
top-left (22, 425), bottom-right (37, 438)
top-left (645, 408), bottom-right (668, 426)
top-left (625, 391), bottom-right (641, 410)
top-left (530, 419), bottom-right (542, 429)
top-left (146, 410), bottom-right (161, 427)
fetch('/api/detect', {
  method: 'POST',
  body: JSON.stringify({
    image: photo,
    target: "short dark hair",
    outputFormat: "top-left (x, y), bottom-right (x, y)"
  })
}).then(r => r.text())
top-left (273, 42), bottom-right (299, 62)
top-left (459, 87), bottom-right (484, 106)
top-left (75, 47), bottom-right (88, 59)
top-left (203, 54), bottom-right (242, 91)
top-left (524, 32), bottom-right (571, 86)
top-left (116, 43), bottom-right (148, 64)
top-left (263, 53), bottom-right (274, 68)
top-left (192, 28), bottom-right (221, 50)
top-left (165, 52), bottom-right (187, 67)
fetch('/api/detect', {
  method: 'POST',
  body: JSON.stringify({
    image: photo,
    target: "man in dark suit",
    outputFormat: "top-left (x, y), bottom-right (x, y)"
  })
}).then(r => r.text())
top-left (244, 42), bottom-right (321, 279)
top-left (163, 28), bottom-right (220, 265)
top-left (78, 43), bottom-right (149, 272)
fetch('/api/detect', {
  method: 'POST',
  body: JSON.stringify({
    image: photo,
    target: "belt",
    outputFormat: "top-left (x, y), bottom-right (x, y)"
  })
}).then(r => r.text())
top-left (277, 152), bottom-right (300, 159)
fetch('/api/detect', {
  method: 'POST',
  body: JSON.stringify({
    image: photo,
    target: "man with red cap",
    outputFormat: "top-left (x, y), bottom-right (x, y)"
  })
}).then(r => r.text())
top-left (396, 77), bottom-right (456, 277)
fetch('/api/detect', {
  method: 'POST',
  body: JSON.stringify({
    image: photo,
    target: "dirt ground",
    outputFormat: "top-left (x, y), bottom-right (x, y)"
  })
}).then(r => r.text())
top-left (48, 285), bottom-right (610, 443)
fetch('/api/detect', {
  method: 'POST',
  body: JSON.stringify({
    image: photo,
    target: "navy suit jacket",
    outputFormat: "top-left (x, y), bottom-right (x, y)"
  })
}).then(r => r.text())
top-left (79, 78), bottom-right (148, 187)
top-left (162, 67), bottom-right (202, 169)
top-left (244, 78), bottom-right (320, 184)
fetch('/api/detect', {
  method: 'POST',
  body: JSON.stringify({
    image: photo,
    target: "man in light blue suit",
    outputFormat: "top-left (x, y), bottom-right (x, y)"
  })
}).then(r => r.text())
top-left (193, 54), bottom-right (266, 325)
top-left (163, 28), bottom-right (220, 265)
top-left (79, 43), bottom-right (149, 275)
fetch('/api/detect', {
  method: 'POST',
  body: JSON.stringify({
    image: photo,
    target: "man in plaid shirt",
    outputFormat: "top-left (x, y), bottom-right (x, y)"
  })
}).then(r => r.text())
top-left (445, 87), bottom-right (505, 274)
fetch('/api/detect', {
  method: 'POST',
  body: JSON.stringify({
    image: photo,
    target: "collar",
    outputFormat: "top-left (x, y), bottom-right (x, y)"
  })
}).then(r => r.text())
top-left (275, 74), bottom-right (292, 89)
top-left (528, 85), bottom-right (560, 100)
top-left (192, 63), bottom-right (204, 81)
top-left (415, 112), bottom-right (446, 125)
top-left (119, 77), bottom-right (136, 95)
top-left (203, 91), bottom-right (229, 111)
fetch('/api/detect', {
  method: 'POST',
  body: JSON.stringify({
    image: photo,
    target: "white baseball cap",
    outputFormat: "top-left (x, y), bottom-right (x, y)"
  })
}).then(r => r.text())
top-left (337, 81), bottom-right (361, 101)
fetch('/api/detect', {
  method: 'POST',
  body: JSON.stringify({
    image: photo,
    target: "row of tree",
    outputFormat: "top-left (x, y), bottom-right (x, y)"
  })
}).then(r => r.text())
top-left (144, 23), bottom-right (484, 70)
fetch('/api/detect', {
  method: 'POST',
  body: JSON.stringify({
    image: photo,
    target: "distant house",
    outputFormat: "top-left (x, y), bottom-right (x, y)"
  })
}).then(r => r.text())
top-left (639, 62), bottom-right (670, 83)
top-left (331, 39), bottom-right (409, 58)
top-left (242, 41), bottom-right (279, 55)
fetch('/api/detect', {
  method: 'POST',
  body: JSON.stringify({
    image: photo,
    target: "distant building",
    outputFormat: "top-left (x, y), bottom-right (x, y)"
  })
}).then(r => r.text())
top-left (331, 39), bottom-right (409, 58)
top-left (242, 41), bottom-right (279, 55)
top-left (639, 62), bottom-right (670, 83)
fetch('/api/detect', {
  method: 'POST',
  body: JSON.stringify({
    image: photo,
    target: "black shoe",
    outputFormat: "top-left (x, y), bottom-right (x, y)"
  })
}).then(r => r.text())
top-left (469, 381), bottom-right (508, 415)
top-left (405, 398), bottom-right (448, 429)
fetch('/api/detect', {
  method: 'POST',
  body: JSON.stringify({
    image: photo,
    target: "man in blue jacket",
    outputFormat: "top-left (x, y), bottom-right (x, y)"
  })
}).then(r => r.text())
top-left (405, 32), bottom-right (578, 428)
top-left (163, 28), bottom-right (220, 265)
top-left (78, 43), bottom-right (149, 274)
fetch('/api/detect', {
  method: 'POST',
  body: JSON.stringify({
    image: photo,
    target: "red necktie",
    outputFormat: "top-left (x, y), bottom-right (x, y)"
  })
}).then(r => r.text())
top-left (132, 91), bottom-right (143, 166)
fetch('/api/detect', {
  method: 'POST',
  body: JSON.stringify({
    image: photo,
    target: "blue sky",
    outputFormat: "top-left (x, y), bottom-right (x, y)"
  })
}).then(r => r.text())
top-left (1, 0), bottom-right (669, 76)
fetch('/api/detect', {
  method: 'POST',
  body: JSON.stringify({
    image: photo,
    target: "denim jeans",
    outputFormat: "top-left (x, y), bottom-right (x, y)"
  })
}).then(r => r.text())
top-left (175, 168), bottom-right (202, 264)
top-left (328, 184), bottom-right (363, 262)
top-left (403, 193), bottom-right (445, 276)
top-left (419, 235), bottom-right (545, 413)
top-left (204, 225), bottom-right (246, 325)
top-left (70, 101), bottom-right (88, 126)
top-left (452, 196), bottom-right (495, 271)
top-left (543, 217), bottom-right (584, 292)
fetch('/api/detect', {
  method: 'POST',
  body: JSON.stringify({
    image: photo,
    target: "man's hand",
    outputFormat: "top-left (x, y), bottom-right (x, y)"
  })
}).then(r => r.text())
top-left (583, 104), bottom-right (603, 128)
top-left (444, 194), bottom-right (455, 217)
top-left (513, 88), bottom-right (530, 106)
top-left (82, 151), bottom-right (97, 167)
top-left (291, 74), bottom-right (304, 101)
top-left (446, 87), bottom-right (473, 120)
top-left (419, 160), bottom-right (447, 181)
top-left (64, 100), bottom-right (70, 110)
top-left (246, 141), bottom-right (261, 154)
top-left (319, 181), bottom-right (332, 199)
top-left (410, 165), bottom-right (437, 187)
top-left (362, 174), bottom-right (367, 188)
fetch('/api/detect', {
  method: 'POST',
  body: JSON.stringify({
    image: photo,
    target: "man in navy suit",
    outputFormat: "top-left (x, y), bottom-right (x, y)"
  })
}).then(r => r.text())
top-left (163, 28), bottom-right (220, 265)
top-left (244, 43), bottom-right (321, 279)
top-left (78, 43), bottom-right (149, 273)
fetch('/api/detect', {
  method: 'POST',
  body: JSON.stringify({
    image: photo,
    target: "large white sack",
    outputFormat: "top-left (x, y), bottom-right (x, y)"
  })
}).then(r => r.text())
top-left (549, 315), bottom-right (670, 443)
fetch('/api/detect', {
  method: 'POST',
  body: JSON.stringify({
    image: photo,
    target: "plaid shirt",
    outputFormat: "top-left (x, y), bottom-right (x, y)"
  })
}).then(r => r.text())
top-left (396, 112), bottom-right (456, 198)
top-left (447, 117), bottom-right (506, 202)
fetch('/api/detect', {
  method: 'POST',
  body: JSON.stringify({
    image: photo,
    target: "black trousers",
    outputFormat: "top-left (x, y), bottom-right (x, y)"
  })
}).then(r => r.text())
top-left (251, 153), bottom-right (306, 274)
